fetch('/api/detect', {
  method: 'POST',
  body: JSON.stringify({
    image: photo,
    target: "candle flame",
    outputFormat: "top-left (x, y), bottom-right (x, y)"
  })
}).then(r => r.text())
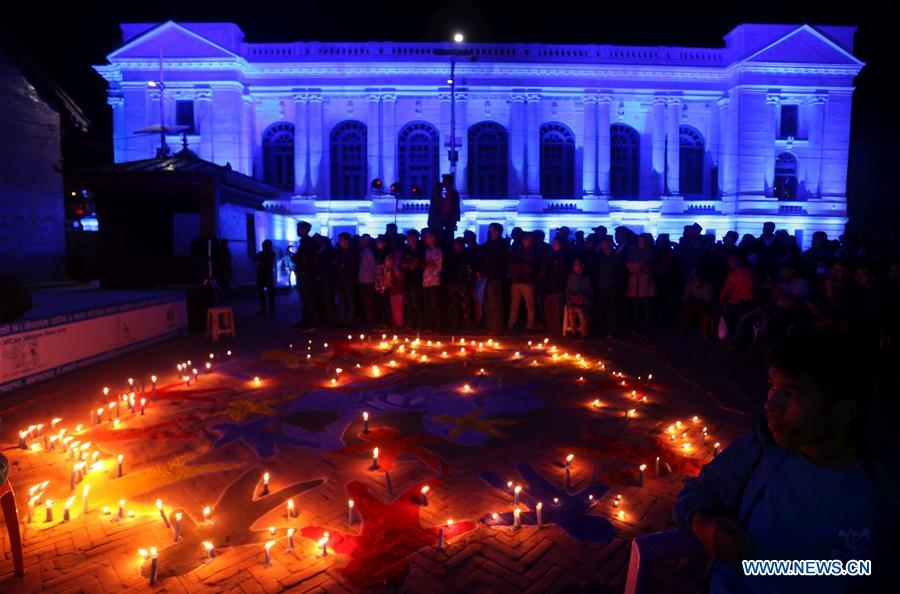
top-left (138, 549), bottom-right (148, 559)
top-left (263, 472), bottom-right (270, 484)
top-left (287, 528), bottom-right (295, 537)
top-left (565, 454), bottom-right (574, 463)
top-left (202, 541), bottom-right (213, 552)
top-left (421, 486), bottom-right (430, 495)
top-left (373, 447), bottom-right (379, 459)
top-left (150, 547), bottom-right (157, 558)
top-left (536, 502), bottom-right (543, 510)
top-left (348, 499), bottom-right (354, 508)
top-left (65, 496), bottom-right (75, 509)
top-left (203, 505), bottom-right (211, 518)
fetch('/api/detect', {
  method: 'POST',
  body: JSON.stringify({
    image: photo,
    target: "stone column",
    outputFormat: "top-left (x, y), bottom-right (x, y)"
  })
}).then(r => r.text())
top-left (597, 97), bottom-right (611, 195)
top-left (366, 93), bottom-right (381, 188)
top-left (764, 94), bottom-right (780, 196)
top-left (651, 97), bottom-right (666, 197)
top-left (240, 91), bottom-right (254, 176)
top-left (456, 93), bottom-right (468, 194)
top-left (438, 92), bottom-right (452, 178)
top-left (525, 92), bottom-right (542, 196)
top-left (381, 93), bottom-right (397, 186)
top-left (806, 95), bottom-right (827, 198)
top-left (195, 91), bottom-right (213, 162)
top-left (509, 93), bottom-right (527, 195)
top-left (307, 93), bottom-right (324, 197)
top-left (706, 102), bottom-right (719, 197)
top-left (293, 93), bottom-right (308, 194)
top-left (108, 95), bottom-right (126, 163)
top-left (718, 96), bottom-right (735, 198)
top-left (581, 95), bottom-right (597, 196)
top-left (666, 98), bottom-right (681, 195)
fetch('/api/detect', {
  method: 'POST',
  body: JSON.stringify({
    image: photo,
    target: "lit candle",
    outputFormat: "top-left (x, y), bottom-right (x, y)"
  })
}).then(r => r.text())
top-left (348, 499), bottom-right (355, 524)
top-left (462, 384), bottom-right (471, 394)
top-left (203, 541), bottom-right (215, 561)
top-left (82, 485), bottom-right (89, 514)
top-left (362, 411), bottom-right (369, 433)
top-left (205, 362), bottom-right (212, 374)
top-left (96, 408), bottom-right (104, 425)
top-left (646, 374), bottom-right (653, 387)
top-left (264, 540), bottom-right (274, 565)
top-left (148, 548), bottom-right (159, 585)
top-left (420, 486), bottom-right (429, 507)
top-left (287, 498), bottom-right (296, 518)
top-left (287, 528), bottom-right (295, 551)
top-left (655, 456), bottom-right (660, 477)
top-left (268, 525), bottom-right (276, 537)
top-left (513, 485), bottom-right (522, 507)
top-left (714, 442), bottom-right (721, 456)
top-left (156, 498), bottom-right (170, 528)
top-left (564, 455), bottom-right (573, 490)
top-left (129, 392), bottom-right (135, 413)
top-left (45, 499), bottom-right (53, 523)
top-left (639, 464), bottom-right (647, 486)
top-left (151, 375), bottom-right (157, 400)
top-left (227, 350), bottom-right (232, 357)
top-left (261, 471), bottom-right (270, 496)
top-left (140, 398), bottom-right (146, 415)
top-left (63, 497), bottom-right (74, 522)
top-left (371, 447), bottom-right (379, 470)
top-left (536, 502), bottom-right (543, 529)
top-left (89, 408), bottom-right (96, 426)
top-left (174, 512), bottom-right (183, 541)
top-left (618, 510), bottom-right (625, 521)
top-left (107, 402), bottom-right (114, 422)
top-left (117, 454), bottom-right (124, 478)
top-left (119, 499), bottom-right (126, 519)
top-left (320, 532), bottom-right (329, 557)
top-left (436, 525), bottom-right (444, 550)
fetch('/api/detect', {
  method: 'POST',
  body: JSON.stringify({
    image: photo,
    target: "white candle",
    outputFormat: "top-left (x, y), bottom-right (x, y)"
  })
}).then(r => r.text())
top-left (156, 498), bottom-right (170, 528)
top-left (63, 497), bottom-right (74, 522)
top-left (264, 540), bottom-right (274, 565)
top-left (371, 447), bottom-right (379, 470)
top-left (149, 548), bottom-right (158, 585)
top-left (536, 502), bottom-right (543, 529)
top-left (261, 472), bottom-right (270, 496)
top-left (203, 505), bottom-right (211, 524)
top-left (45, 499), bottom-right (53, 523)
top-left (117, 454), bottom-right (124, 478)
top-left (287, 498), bottom-right (296, 519)
top-left (82, 485), bottom-right (89, 514)
top-left (714, 442), bottom-right (721, 456)
top-left (151, 375), bottom-right (157, 400)
top-left (513, 485), bottom-right (522, 507)
top-left (268, 525), bottom-right (276, 537)
top-left (287, 528), bottom-right (295, 551)
top-left (655, 456), bottom-right (660, 477)
top-left (140, 398), bottom-right (146, 415)
top-left (118, 499), bottom-right (126, 519)
top-left (203, 541), bottom-right (215, 561)
top-left (420, 486), bottom-right (429, 507)
top-left (174, 512), bottom-right (183, 541)
top-left (348, 499), bottom-right (355, 524)
top-left (513, 507), bottom-right (521, 529)
top-left (362, 411), bottom-right (369, 433)
top-left (320, 532), bottom-right (329, 557)
top-left (639, 464), bottom-right (647, 486)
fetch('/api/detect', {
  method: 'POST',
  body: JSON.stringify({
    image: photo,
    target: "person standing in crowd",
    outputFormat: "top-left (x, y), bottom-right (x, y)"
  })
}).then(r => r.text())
top-left (679, 272), bottom-right (714, 333)
top-left (719, 252), bottom-right (755, 337)
top-left (252, 239), bottom-right (276, 316)
top-left (374, 238), bottom-right (393, 327)
top-left (543, 237), bottom-right (569, 334)
top-left (281, 244), bottom-right (296, 288)
top-left (508, 231), bottom-right (538, 332)
top-left (357, 234), bottom-right (377, 324)
top-left (480, 223), bottom-right (508, 334)
top-left (533, 229), bottom-right (551, 328)
top-left (592, 236), bottom-right (618, 338)
top-left (314, 234), bottom-right (336, 327)
top-left (428, 174), bottom-right (461, 245)
top-left (565, 257), bottom-right (592, 338)
top-left (443, 237), bottom-right (472, 329)
top-left (422, 229), bottom-right (444, 332)
top-left (625, 233), bottom-right (657, 336)
top-left (333, 233), bottom-right (357, 327)
top-left (292, 221), bottom-right (318, 329)
top-left (401, 230), bottom-right (425, 330)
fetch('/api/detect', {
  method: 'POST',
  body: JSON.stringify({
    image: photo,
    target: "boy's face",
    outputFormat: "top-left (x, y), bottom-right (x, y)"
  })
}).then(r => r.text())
top-left (764, 366), bottom-right (838, 449)
top-left (424, 234), bottom-right (436, 247)
top-left (573, 260), bottom-right (584, 274)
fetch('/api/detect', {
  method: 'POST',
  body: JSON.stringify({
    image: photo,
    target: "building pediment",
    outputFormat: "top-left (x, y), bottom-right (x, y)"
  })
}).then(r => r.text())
top-left (108, 21), bottom-right (239, 61)
top-left (741, 25), bottom-right (862, 66)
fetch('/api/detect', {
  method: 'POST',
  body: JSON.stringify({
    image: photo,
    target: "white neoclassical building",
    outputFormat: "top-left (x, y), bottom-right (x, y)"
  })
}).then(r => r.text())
top-left (94, 21), bottom-right (863, 246)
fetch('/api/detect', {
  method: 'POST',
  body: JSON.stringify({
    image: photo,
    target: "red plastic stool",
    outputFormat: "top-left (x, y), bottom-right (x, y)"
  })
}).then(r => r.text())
top-left (0, 479), bottom-right (24, 577)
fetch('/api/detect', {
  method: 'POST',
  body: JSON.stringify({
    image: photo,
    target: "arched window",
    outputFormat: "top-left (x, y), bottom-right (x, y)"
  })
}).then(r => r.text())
top-left (774, 152), bottom-right (798, 200)
top-left (540, 122), bottom-right (575, 198)
top-left (262, 122), bottom-right (295, 191)
top-left (467, 121), bottom-right (509, 198)
top-left (398, 121), bottom-right (439, 197)
top-left (679, 126), bottom-right (705, 196)
top-left (610, 124), bottom-right (639, 199)
top-left (329, 120), bottom-right (367, 199)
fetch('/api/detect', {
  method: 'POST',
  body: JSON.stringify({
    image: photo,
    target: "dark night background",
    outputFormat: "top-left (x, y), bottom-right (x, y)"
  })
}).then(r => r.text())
top-left (3, 1), bottom-right (896, 232)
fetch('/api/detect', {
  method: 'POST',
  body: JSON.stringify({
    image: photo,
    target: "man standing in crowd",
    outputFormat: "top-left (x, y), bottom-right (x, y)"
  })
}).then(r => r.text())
top-left (481, 222), bottom-right (508, 334)
top-left (292, 220), bottom-right (318, 329)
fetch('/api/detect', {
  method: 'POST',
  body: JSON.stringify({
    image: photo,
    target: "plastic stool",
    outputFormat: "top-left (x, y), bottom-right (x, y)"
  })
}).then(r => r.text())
top-left (0, 479), bottom-right (24, 577)
top-left (206, 307), bottom-right (236, 341)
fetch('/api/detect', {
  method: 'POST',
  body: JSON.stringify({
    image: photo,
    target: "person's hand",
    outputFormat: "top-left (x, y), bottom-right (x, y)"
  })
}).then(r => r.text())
top-left (691, 512), bottom-right (750, 564)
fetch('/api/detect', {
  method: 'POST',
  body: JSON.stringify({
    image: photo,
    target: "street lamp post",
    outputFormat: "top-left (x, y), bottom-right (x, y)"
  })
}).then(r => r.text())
top-left (147, 80), bottom-right (170, 157)
top-left (436, 33), bottom-right (471, 178)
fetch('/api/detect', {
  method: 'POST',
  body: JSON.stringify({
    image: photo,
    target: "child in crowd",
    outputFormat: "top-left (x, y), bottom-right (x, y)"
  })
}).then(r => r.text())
top-left (565, 257), bottom-right (593, 337)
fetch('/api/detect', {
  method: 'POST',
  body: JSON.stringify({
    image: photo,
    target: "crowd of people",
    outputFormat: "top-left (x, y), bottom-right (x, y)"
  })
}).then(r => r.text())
top-left (253, 217), bottom-right (900, 354)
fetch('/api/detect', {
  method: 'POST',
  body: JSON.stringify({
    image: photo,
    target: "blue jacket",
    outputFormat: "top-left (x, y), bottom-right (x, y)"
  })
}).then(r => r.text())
top-left (674, 416), bottom-right (899, 593)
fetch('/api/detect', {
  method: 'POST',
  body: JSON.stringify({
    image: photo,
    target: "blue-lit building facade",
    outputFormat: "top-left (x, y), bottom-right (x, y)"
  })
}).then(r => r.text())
top-left (95, 21), bottom-right (863, 248)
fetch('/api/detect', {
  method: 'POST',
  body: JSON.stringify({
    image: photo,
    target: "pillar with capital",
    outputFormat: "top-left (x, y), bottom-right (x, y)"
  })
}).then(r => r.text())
top-left (307, 93), bottom-right (324, 197)
top-left (597, 97), bottom-right (611, 195)
top-left (525, 92), bottom-right (542, 196)
top-left (365, 93), bottom-right (380, 190)
top-left (666, 98), bottom-right (681, 196)
top-left (706, 102), bottom-right (719, 198)
top-left (381, 93), bottom-right (397, 187)
top-left (509, 93), bottom-right (526, 195)
top-left (195, 91), bottom-right (214, 162)
top-left (764, 94), bottom-right (780, 196)
top-left (455, 93), bottom-right (468, 194)
top-left (651, 97), bottom-right (666, 197)
top-left (718, 96), bottom-right (736, 199)
top-left (293, 93), bottom-right (308, 195)
top-left (581, 94), bottom-right (597, 196)
top-left (806, 95), bottom-right (827, 198)
top-left (438, 92), bottom-right (452, 178)
top-left (108, 95), bottom-right (126, 163)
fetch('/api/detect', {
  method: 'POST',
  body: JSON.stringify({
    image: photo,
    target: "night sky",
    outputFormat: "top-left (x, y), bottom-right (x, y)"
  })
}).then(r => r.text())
top-left (3, 1), bottom-right (897, 229)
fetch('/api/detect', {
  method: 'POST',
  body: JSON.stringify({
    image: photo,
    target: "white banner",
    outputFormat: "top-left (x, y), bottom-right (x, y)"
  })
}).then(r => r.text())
top-left (1, 298), bottom-right (187, 393)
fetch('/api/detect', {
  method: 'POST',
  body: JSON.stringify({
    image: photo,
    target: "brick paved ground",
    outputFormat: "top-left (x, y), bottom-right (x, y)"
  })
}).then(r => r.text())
top-left (0, 292), bottom-right (766, 593)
